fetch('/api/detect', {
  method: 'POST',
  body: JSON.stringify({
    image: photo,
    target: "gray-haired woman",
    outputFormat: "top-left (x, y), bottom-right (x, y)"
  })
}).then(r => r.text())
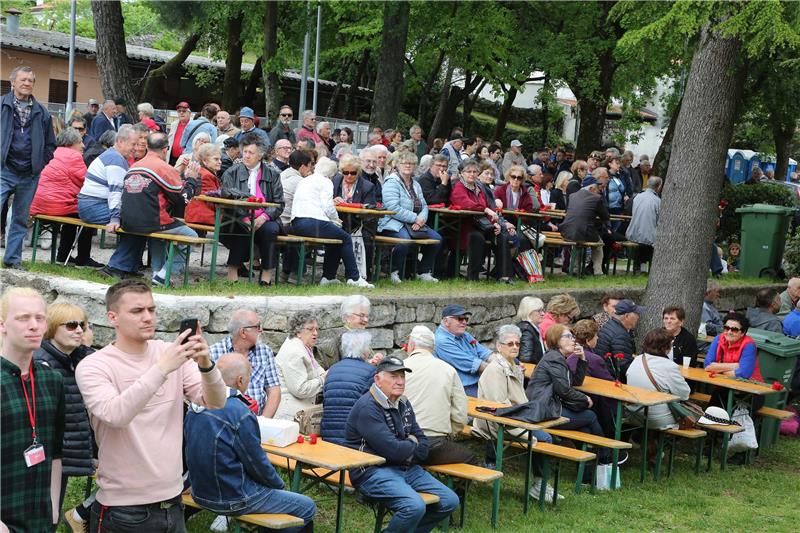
top-left (274, 311), bottom-right (327, 421)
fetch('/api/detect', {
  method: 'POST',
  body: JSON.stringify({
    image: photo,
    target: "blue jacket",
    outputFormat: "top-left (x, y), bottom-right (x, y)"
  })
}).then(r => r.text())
top-left (88, 113), bottom-right (115, 143)
top-left (345, 384), bottom-right (428, 486)
top-left (321, 358), bottom-right (376, 445)
top-left (434, 325), bottom-right (491, 389)
top-left (235, 126), bottom-right (271, 148)
top-left (377, 174), bottom-right (429, 233)
top-left (184, 389), bottom-right (285, 513)
top-left (784, 309), bottom-right (800, 337)
top-left (1, 91), bottom-right (55, 175)
top-left (181, 117), bottom-right (218, 153)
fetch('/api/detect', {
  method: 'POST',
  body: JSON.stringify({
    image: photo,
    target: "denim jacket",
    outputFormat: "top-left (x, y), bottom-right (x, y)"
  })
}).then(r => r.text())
top-left (184, 389), bottom-right (285, 513)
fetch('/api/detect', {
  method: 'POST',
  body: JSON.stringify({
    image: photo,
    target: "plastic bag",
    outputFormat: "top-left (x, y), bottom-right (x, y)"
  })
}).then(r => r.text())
top-left (350, 227), bottom-right (367, 280)
top-left (728, 405), bottom-right (758, 452)
top-left (595, 463), bottom-right (621, 491)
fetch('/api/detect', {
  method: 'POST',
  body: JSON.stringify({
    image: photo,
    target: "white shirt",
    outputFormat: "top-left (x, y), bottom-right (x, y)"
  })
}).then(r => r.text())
top-left (247, 165), bottom-right (260, 196)
top-left (290, 173), bottom-right (340, 223)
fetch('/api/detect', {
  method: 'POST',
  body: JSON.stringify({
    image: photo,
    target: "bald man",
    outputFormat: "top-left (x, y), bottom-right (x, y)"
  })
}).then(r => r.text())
top-left (780, 278), bottom-right (800, 315)
top-left (184, 353), bottom-right (316, 530)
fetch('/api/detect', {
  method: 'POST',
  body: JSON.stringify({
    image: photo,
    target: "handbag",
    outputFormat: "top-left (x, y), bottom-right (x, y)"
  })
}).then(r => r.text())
top-left (403, 223), bottom-right (430, 240)
top-left (294, 404), bottom-right (324, 436)
top-left (473, 216), bottom-right (495, 234)
top-left (641, 355), bottom-right (704, 429)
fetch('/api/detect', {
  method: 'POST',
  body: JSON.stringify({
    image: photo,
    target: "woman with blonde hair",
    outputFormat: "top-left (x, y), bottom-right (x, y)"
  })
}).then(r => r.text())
top-left (540, 294), bottom-right (581, 341)
top-left (515, 296), bottom-right (547, 364)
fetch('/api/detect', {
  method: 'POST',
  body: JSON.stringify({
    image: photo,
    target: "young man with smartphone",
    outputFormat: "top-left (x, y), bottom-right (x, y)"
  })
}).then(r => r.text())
top-left (76, 280), bottom-right (226, 532)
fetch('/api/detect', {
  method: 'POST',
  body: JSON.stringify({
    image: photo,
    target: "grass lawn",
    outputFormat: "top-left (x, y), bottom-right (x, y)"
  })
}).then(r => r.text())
top-left (19, 261), bottom-right (771, 298)
top-left (458, 107), bottom-right (529, 133)
top-left (59, 434), bottom-right (800, 532)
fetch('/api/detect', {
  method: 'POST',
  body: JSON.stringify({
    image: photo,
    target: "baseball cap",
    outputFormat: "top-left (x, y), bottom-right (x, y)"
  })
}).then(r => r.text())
top-left (510, 140), bottom-right (523, 148)
top-left (239, 107), bottom-right (255, 119)
top-left (376, 356), bottom-right (412, 373)
top-left (88, 98), bottom-right (98, 106)
top-left (581, 176), bottom-right (597, 187)
top-left (615, 299), bottom-right (646, 315)
top-left (409, 325), bottom-right (435, 347)
top-left (176, 101), bottom-right (190, 110)
top-left (442, 304), bottom-right (472, 318)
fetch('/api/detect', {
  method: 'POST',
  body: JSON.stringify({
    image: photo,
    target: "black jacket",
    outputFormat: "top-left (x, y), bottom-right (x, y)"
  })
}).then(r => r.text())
top-left (33, 340), bottom-right (95, 476)
top-left (417, 170), bottom-right (451, 205)
top-left (595, 317), bottom-right (636, 378)
top-left (517, 320), bottom-right (545, 364)
top-left (359, 171), bottom-right (383, 202)
top-left (221, 161), bottom-right (285, 221)
top-left (332, 174), bottom-right (377, 205)
top-left (525, 349), bottom-right (589, 418)
top-left (558, 188), bottom-right (609, 243)
top-left (83, 142), bottom-right (107, 167)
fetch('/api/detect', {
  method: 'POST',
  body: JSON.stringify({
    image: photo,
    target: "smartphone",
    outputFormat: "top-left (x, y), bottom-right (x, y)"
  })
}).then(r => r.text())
top-left (178, 318), bottom-right (199, 344)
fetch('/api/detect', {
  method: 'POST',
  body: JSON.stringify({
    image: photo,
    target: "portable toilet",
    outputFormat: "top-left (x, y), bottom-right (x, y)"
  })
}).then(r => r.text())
top-left (788, 158), bottom-right (798, 181)
top-left (760, 157), bottom-right (776, 175)
top-left (727, 149), bottom-right (747, 183)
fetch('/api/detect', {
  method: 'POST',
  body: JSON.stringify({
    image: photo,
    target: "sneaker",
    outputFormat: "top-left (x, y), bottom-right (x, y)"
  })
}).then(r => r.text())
top-left (529, 478), bottom-right (563, 502)
top-left (319, 277), bottom-right (342, 286)
top-left (347, 277), bottom-right (374, 289)
top-left (151, 275), bottom-right (166, 287)
top-left (390, 271), bottom-right (402, 284)
top-left (617, 450), bottom-right (629, 465)
top-left (74, 258), bottom-right (105, 268)
top-left (209, 515), bottom-right (228, 532)
top-left (63, 507), bottom-right (88, 533)
top-left (99, 266), bottom-right (124, 279)
top-left (416, 272), bottom-right (439, 282)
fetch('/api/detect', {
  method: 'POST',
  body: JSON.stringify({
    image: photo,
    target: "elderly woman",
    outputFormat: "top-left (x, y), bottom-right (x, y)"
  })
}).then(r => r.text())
top-left (275, 311), bottom-right (327, 421)
top-left (568, 319), bottom-right (616, 437)
top-left (174, 132), bottom-right (212, 173)
top-left (333, 153), bottom-right (378, 279)
top-left (626, 328), bottom-right (691, 430)
top-left (550, 171), bottom-right (570, 211)
top-left (322, 295), bottom-right (372, 368)
top-left (30, 128), bottom-right (102, 268)
top-left (220, 135), bottom-right (285, 285)
top-left (662, 306), bottom-right (699, 368)
top-left (33, 303), bottom-right (95, 524)
top-left (291, 157), bottom-right (374, 288)
top-left (515, 297), bottom-right (547, 364)
top-left (539, 294), bottom-right (580, 340)
top-left (376, 151), bottom-right (442, 284)
top-left (494, 164), bottom-right (538, 215)
top-left (450, 158), bottom-right (518, 282)
top-left (321, 330), bottom-right (380, 445)
top-left (474, 325), bottom-right (560, 502)
top-left (478, 161), bottom-right (498, 193)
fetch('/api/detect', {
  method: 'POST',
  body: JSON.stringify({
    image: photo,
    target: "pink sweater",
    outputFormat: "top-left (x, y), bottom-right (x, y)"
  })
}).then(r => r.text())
top-left (75, 340), bottom-right (226, 506)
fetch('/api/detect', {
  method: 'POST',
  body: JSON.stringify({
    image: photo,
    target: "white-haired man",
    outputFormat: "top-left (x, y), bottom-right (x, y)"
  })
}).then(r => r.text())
top-left (296, 110), bottom-right (322, 146)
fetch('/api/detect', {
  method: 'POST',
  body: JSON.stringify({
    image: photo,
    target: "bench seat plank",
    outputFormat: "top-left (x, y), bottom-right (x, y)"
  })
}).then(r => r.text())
top-left (425, 463), bottom-right (503, 483)
top-left (181, 493), bottom-right (304, 529)
top-left (545, 428), bottom-right (632, 449)
top-left (756, 407), bottom-right (794, 420)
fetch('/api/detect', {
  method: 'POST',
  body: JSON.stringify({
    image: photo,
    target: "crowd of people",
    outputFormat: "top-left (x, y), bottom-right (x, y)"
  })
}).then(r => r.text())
top-left (3, 65), bottom-right (672, 287)
top-left (4, 270), bottom-right (793, 532)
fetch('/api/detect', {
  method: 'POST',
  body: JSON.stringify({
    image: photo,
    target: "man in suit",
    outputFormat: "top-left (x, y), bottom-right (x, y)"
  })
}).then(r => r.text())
top-left (113, 97), bottom-right (132, 129)
top-left (88, 99), bottom-right (116, 142)
top-left (558, 168), bottom-right (610, 276)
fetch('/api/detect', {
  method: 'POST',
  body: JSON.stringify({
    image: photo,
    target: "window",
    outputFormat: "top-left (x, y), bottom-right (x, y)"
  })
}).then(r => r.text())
top-left (0, 80), bottom-right (9, 95)
top-left (48, 79), bottom-right (77, 104)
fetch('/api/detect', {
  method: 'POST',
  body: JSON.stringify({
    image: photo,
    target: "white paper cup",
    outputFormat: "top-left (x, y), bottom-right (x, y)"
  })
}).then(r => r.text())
top-left (682, 356), bottom-right (691, 368)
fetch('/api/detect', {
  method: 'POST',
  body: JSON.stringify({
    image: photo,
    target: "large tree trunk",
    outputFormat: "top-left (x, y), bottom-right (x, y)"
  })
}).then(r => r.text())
top-left (652, 95), bottom-right (683, 179)
top-left (344, 50), bottom-right (369, 120)
top-left (242, 57), bottom-right (262, 109)
top-left (773, 121), bottom-right (795, 182)
top-left (462, 77), bottom-right (486, 136)
top-left (369, 1), bottom-right (410, 129)
top-left (91, 0), bottom-right (137, 117)
top-left (493, 85), bottom-right (517, 142)
top-left (574, 96), bottom-right (607, 159)
top-left (540, 74), bottom-right (550, 148)
top-left (262, 1), bottom-right (280, 120)
top-left (325, 59), bottom-right (351, 118)
top-left (640, 25), bottom-right (745, 337)
top-left (221, 14), bottom-right (244, 112)
top-left (427, 63), bottom-right (454, 144)
top-left (139, 32), bottom-right (201, 104)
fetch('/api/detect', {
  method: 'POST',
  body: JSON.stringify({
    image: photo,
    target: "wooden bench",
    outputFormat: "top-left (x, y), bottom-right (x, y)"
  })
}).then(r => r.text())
top-left (31, 214), bottom-right (214, 287)
top-left (755, 406), bottom-right (794, 420)
top-left (689, 392), bottom-right (712, 404)
top-left (539, 231), bottom-right (576, 274)
top-left (372, 235), bottom-right (441, 282)
top-left (181, 492), bottom-right (304, 531)
top-left (424, 462), bottom-right (503, 528)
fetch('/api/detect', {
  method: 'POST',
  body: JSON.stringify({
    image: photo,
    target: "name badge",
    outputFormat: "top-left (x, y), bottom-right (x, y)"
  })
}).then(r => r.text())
top-left (24, 444), bottom-right (45, 467)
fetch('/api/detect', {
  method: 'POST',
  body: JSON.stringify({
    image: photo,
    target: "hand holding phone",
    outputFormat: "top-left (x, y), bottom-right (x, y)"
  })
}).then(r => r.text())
top-left (178, 318), bottom-right (199, 345)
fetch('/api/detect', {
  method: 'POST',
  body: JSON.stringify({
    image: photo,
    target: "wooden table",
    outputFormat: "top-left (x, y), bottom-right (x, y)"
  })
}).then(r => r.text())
top-left (262, 439), bottom-right (384, 533)
top-left (523, 362), bottom-right (678, 486)
top-left (468, 396), bottom-right (567, 525)
top-left (428, 207), bottom-right (484, 271)
top-left (194, 195), bottom-right (280, 283)
top-left (335, 205), bottom-right (395, 217)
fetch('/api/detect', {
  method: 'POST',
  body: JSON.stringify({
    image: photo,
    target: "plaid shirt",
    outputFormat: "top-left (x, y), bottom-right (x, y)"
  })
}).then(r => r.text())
top-left (1, 358), bottom-right (65, 533)
top-left (13, 96), bottom-right (32, 129)
top-left (209, 337), bottom-right (280, 413)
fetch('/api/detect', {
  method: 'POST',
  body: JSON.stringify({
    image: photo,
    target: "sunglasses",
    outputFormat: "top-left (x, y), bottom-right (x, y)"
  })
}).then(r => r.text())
top-left (509, 175), bottom-right (524, 180)
top-left (723, 325), bottom-right (743, 333)
top-left (72, 126), bottom-right (85, 131)
top-left (451, 316), bottom-right (470, 323)
top-left (62, 321), bottom-right (86, 331)
top-left (341, 170), bottom-right (358, 176)
top-left (280, 113), bottom-right (293, 117)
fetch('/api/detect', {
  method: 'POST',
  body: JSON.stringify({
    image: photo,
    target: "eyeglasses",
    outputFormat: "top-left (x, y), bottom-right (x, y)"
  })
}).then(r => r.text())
top-left (509, 175), bottom-right (524, 180)
top-left (280, 113), bottom-right (293, 118)
top-left (560, 333), bottom-right (576, 340)
top-left (450, 316), bottom-right (470, 323)
top-left (341, 170), bottom-right (358, 176)
top-left (723, 325), bottom-right (743, 333)
top-left (177, 108), bottom-right (189, 112)
top-left (62, 321), bottom-right (86, 331)
top-left (308, 117), bottom-right (317, 121)
top-left (303, 325), bottom-right (319, 333)
top-left (72, 126), bottom-right (85, 131)
top-left (501, 341), bottom-right (521, 347)
top-left (531, 308), bottom-right (544, 314)
top-left (277, 145), bottom-right (292, 150)
top-left (242, 324), bottom-right (262, 332)
top-left (349, 312), bottom-right (368, 320)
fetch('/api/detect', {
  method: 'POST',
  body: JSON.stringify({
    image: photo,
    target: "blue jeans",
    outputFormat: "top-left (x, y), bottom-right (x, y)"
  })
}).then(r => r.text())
top-left (378, 226), bottom-right (442, 275)
top-left (560, 406), bottom-right (611, 464)
top-left (291, 217), bottom-right (358, 280)
top-left (463, 382), bottom-right (478, 398)
top-left (150, 224), bottom-right (197, 279)
top-left (108, 234), bottom-right (147, 274)
top-left (355, 465), bottom-right (459, 533)
top-left (1, 168), bottom-right (39, 266)
top-left (77, 195), bottom-right (111, 224)
top-left (234, 488), bottom-right (316, 533)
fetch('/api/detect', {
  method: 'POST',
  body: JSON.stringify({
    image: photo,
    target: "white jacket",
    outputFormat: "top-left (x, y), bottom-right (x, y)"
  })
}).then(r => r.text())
top-left (274, 337), bottom-right (325, 421)
top-left (290, 173), bottom-right (341, 224)
top-left (626, 353), bottom-right (690, 429)
top-left (403, 349), bottom-right (468, 437)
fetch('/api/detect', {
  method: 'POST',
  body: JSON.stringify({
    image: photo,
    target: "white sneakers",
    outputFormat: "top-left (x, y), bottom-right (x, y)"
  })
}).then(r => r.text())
top-left (390, 271), bottom-right (402, 284)
top-left (416, 272), bottom-right (439, 282)
top-left (209, 515), bottom-right (228, 532)
top-left (319, 277), bottom-right (342, 286)
top-left (347, 277), bottom-right (375, 289)
top-left (529, 477), bottom-right (564, 503)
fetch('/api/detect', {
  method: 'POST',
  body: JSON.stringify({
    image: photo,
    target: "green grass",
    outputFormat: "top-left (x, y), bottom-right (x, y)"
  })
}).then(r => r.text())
top-left (58, 435), bottom-right (800, 532)
top-left (18, 261), bottom-right (771, 298)
top-left (458, 107), bottom-right (529, 133)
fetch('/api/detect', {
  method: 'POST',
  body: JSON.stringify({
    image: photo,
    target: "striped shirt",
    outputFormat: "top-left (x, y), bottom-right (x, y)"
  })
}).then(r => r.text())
top-left (209, 336), bottom-right (280, 414)
top-left (78, 147), bottom-right (129, 223)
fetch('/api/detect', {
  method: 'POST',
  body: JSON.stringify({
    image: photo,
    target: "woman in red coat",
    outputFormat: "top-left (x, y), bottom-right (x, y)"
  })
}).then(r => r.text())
top-left (449, 159), bottom-right (519, 282)
top-left (30, 128), bottom-right (102, 267)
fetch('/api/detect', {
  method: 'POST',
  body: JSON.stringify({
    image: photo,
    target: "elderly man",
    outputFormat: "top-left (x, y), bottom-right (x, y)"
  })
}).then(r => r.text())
top-left (631, 158), bottom-right (652, 193)
top-left (235, 107), bottom-right (271, 147)
top-left (359, 146), bottom-right (383, 200)
top-left (779, 278), bottom-right (800, 314)
top-left (410, 125), bottom-right (428, 160)
top-left (167, 101), bottom-right (192, 165)
top-left (440, 133), bottom-right (463, 177)
top-left (209, 309), bottom-right (281, 417)
top-left (181, 103), bottom-right (218, 154)
top-left (372, 144), bottom-right (390, 180)
top-left (83, 98), bottom-right (100, 129)
top-left (317, 121), bottom-right (335, 154)
top-left (296, 110), bottom-right (322, 146)
top-left (345, 356), bottom-right (459, 533)
top-left (746, 288), bottom-right (783, 333)
top-left (321, 330), bottom-right (382, 445)
top-left (404, 326), bottom-right (475, 465)
top-left (434, 304), bottom-right (492, 396)
top-left (595, 299), bottom-right (644, 378)
top-left (88, 99), bottom-right (117, 142)
top-left (702, 281), bottom-right (724, 338)
top-left (214, 110), bottom-right (240, 144)
top-left (417, 154), bottom-right (451, 205)
top-left (502, 140), bottom-right (526, 173)
top-left (136, 102), bottom-right (163, 133)
top-left (558, 169), bottom-right (610, 275)
top-left (269, 105), bottom-right (297, 146)
top-left (625, 176), bottom-right (662, 273)
top-left (185, 353), bottom-right (316, 532)
top-left (272, 139), bottom-right (293, 172)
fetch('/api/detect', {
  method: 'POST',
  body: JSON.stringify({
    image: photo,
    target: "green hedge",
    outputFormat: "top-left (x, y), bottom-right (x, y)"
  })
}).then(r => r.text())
top-left (719, 182), bottom-right (793, 243)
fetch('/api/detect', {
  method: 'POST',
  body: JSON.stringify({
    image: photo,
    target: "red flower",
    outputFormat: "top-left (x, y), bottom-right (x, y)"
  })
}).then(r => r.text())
top-left (246, 196), bottom-right (259, 203)
top-left (614, 380), bottom-right (621, 387)
top-left (376, 202), bottom-right (383, 208)
top-left (604, 352), bottom-right (612, 359)
top-left (400, 343), bottom-right (408, 353)
top-left (614, 353), bottom-right (625, 360)
top-left (719, 200), bottom-right (729, 208)
top-left (708, 371), bottom-right (716, 378)
top-left (449, 204), bottom-right (462, 210)
top-left (771, 381), bottom-right (785, 391)
top-left (469, 339), bottom-right (478, 346)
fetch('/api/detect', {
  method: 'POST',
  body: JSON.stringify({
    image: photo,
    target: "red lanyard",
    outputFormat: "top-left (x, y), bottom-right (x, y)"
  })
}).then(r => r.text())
top-left (20, 362), bottom-right (37, 443)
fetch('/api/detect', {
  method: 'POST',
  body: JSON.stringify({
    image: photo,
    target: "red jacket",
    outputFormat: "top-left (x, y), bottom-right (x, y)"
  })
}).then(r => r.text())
top-left (29, 146), bottom-right (87, 216)
top-left (449, 180), bottom-right (492, 250)
top-left (494, 183), bottom-right (535, 213)
top-left (184, 167), bottom-right (220, 225)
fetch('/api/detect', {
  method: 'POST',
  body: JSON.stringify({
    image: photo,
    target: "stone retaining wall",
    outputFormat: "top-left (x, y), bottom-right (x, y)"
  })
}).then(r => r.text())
top-left (1, 270), bottom-right (781, 361)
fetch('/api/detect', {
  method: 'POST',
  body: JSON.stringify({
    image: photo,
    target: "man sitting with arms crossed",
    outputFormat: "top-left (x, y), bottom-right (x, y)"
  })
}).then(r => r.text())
top-left (185, 352), bottom-right (316, 532)
top-left (209, 309), bottom-right (281, 418)
top-left (434, 304), bottom-right (493, 397)
top-left (345, 356), bottom-right (459, 533)
top-left (75, 280), bottom-right (226, 532)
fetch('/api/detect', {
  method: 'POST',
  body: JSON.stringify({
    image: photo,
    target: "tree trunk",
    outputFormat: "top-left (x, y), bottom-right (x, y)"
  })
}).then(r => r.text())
top-left (369, 1), bottom-right (410, 129)
top-left (574, 96), bottom-right (606, 159)
top-left (652, 95), bottom-right (683, 179)
top-left (462, 77), bottom-right (486, 136)
top-left (640, 25), bottom-right (744, 338)
top-left (262, 0), bottom-right (280, 120)
top-left (541, 74), bottom-right (550, 148)
top-left (325, 60), bottom-right (351, 118)
top-left (344, 50), bottom-right (369, 120)
top-left (417, 49), bottom-right (446, 131)
top-left (139, 32), bottom-right (201, 104)
top-left (242, 57), bottom-right (262, 109)
top-left (427, 63), bottom-right (454, 144)
top-left (493, 85), bottom-right (517, 142)
top-left (221, 14), bottom-right (244, 113)
top-left (91, 0), bottom-right (137, 118)
top-left (773, 121), bottom-right (795, 182)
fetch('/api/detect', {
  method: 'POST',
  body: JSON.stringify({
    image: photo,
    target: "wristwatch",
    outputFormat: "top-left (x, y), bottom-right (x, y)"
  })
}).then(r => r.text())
top-left (198, 360), bottom-right (215, 373)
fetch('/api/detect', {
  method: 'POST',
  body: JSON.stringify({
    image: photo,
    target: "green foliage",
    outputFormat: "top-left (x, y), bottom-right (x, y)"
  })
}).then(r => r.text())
top-left (394, 112), bottom-right (416, 140)
top-left (719, 183), bottom-right (793, 243)
top-left (183, 64), bottom-right (221, 90)
top-left (783, 231), bottom-right (800, 276)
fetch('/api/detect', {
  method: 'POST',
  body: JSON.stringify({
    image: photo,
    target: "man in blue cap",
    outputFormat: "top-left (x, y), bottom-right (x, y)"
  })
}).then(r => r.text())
top-left (434, 304), bottom-right (493, 396)
top-left (596, 298), bottom-right (645, 378)
top-left (235, 107), bottom-right (271, 148)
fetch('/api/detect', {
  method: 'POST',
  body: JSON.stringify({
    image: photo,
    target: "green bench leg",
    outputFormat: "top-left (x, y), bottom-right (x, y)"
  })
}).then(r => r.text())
top-left (523, 431), bottom-right (533, 514)
top-left (667, 436), bottom-right (676, 478)
top-left (654, 432), bottom-right (666, 481)
top-left (99, 229), bottom-right (106, 249)
top-left (640, 407), bottom-right (650, 483)
top-left (575, 443), bottom-right (588, 494)
top-left (490, 425), bottom-right (504, 528)
top-left (183, 245), bottom-right (191, 288)
top-left (538, 458), bottom-right (550, 512)
top-left (373, 503), bottom-right (387, 533)
top-left (694, 437), bottom-right (705, 474)
top-left (372, 244), bottom-right (382, 283)
top-left (311, 248), bottom-right (318, 283)
top-left (458, 480), bottom-right (469, 528)
top-left (164, 242), bottom-right (175, 288)
top-left (297, 243), bottom-right (306, 285)
top-left (552, 461), bottom-right (561, 507)
top-left (50, 224), bottom-right (59, 264)
top-left (706, 433), bottom-right (715, 472)
top-left (31, 219), bottom-right (40, 263)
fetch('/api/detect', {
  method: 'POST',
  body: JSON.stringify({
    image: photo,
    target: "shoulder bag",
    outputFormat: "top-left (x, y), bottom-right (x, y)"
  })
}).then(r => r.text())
top-left (404, 223), bottom-right (431, 240)
top-left (294, 404), bottom-right (324, 436)
top-left (641, 355), bottom-right (704, 429)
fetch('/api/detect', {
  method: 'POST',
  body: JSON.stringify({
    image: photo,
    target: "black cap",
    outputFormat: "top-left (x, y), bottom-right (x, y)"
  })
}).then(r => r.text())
top-left (223, 137), bottom-right (239, 149)
top-left (376, 356), bottom-right (412, 373)
top-left (442, 304), bottom-right (472, 318)
top-left (615, 299), bottom-right (646, 315)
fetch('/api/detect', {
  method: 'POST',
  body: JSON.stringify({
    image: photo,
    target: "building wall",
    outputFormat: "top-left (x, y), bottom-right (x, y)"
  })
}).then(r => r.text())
top-left (1, 49), bottom-right (103, 104)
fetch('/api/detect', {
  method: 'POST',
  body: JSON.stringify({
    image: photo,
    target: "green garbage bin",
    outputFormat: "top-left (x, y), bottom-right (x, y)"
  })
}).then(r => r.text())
top-left (745, 328), bottom-right (800, 446)
top-left (735, 204), bottom-right (794, 278)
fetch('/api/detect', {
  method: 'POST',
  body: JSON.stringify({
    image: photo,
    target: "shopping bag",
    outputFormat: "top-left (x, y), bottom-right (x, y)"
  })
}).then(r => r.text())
top-left (595, 463), bottom-right (621, 491)
top-left (516, 248), bottom-right (545, 283)
top-left (728, 405), bottom-right (758, 452)
top-left (351, 227), bottom-right (367, 279)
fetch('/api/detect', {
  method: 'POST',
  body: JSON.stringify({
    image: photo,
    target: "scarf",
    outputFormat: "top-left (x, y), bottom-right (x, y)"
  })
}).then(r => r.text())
top-left (459, 175), bottom-right (477, 193)
top-left (400, 176), bottom-right (422, 213)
